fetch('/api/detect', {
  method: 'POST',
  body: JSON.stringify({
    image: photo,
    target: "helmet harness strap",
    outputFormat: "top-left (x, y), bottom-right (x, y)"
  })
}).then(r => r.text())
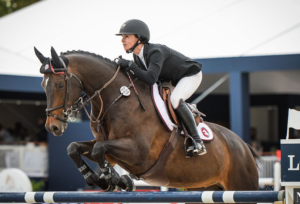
top-left (126, 35), bottom-right (142, 54)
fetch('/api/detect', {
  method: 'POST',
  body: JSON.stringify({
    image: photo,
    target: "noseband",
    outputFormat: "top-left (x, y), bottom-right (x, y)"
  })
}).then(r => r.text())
top-left (46, 56), bottom-right (142, 139)
top-left (46, 57), bottom-right (122, 125)
top-left (45, 58), bottom-right (83, 123)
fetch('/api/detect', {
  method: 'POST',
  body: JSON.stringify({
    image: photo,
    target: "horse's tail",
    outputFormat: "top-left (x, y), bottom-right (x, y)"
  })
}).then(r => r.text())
top-left (246, 143), bottom-right (261, 167)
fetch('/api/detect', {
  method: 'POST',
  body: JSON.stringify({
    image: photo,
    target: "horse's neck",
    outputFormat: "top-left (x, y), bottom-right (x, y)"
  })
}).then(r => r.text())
top-left (70, 57), bottom-right (127, 113)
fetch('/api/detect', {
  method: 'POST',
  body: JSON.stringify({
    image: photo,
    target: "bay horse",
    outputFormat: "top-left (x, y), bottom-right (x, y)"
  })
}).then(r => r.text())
top-left (35, 47), bottom-right (259, 199)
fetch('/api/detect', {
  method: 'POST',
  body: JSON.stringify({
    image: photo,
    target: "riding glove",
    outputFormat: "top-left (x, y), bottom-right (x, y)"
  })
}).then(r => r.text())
top-left (117, 56), bottom-right (158, 85)
top-left (117, 57), bottom-right (131, 69)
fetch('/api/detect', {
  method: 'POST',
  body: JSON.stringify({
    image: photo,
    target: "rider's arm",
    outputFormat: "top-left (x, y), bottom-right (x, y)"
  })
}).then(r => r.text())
top-left (126, 50), bottom-right (164, 86)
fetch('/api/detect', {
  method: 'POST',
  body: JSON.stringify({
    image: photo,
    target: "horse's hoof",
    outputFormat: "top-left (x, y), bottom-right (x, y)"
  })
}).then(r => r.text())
top-left (88, 174), bottom-right (109, 190)
top-left (121, 174), bottom-right (136, 191)
top-left (104, 184), bottom-right (118, 192)
top-left (111, 173), bottom-right (121, 185)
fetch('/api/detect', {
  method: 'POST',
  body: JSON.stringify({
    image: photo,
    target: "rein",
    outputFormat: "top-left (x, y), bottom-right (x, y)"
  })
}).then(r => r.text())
top-left (45, 59), bottom-right (83, 123)
top-left (47, 57), bottom-right (138, 140)
top-left (76, 64), bottom-right (123, 134)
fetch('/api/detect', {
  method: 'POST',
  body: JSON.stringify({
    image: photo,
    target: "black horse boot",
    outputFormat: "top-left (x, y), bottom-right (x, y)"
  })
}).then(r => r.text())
top-left (175, 99), bottom-right (207, 156)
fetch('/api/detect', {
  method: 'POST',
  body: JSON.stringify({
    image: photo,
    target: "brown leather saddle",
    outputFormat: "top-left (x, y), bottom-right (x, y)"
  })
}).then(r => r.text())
top-left (134, 85), bottom-right (207, 186)
top-left (158, 85), bottom-right (206, 127)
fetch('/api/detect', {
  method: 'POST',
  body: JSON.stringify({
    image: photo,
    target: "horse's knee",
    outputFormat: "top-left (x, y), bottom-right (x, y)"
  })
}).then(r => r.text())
top-left (67, 142), bottom-right (80, 157)
top-left (91, 142), bottom-right (105, 161)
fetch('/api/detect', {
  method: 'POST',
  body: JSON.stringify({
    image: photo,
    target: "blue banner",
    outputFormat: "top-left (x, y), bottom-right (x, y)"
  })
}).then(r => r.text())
top-left (281, 141), bottom-right (300, 183)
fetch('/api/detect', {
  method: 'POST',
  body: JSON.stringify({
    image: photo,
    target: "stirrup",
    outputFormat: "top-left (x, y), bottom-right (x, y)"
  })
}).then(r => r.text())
top-left (187, 142), bottom-right (207, 156)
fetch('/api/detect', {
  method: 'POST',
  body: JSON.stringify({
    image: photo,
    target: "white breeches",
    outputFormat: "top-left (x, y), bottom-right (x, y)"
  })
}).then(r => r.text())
top-left (170, 71), bottom-right (202, 108)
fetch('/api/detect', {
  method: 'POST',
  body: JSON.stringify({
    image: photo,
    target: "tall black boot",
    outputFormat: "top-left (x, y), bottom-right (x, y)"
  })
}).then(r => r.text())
top-left (175, 99), bottom-right (207, 156)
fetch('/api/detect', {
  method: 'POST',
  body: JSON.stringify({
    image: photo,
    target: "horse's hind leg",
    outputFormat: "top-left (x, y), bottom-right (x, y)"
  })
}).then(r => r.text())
top-left (67, 140), bottom-right (111, 191)
top-left (221, 162), bottom-right (258, 204)
top-left (222, 159), bottom-right (259, 191)
top-left (185, 185), bottom-right (224, 204)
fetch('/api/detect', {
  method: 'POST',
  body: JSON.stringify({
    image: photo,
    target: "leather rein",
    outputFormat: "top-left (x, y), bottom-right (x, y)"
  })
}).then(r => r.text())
top-left (45, 58), bottom-right (83, 123)
top-left (46, 57), bottom-right (136, 138)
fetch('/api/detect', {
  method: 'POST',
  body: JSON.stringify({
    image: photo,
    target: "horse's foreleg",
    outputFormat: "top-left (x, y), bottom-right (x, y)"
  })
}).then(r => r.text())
top-left (92, 138), bottom-right (143, 191)
top-left (67, 140), bottom-right (110, 190)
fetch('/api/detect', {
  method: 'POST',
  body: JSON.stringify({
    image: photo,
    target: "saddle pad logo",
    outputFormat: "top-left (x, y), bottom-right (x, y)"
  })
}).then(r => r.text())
top-left (197, 122), bottom-right (214, 141)
top-left (201, 127), bottom-right (209, 137)
top-left (151, 83), bottom-right (214, 141)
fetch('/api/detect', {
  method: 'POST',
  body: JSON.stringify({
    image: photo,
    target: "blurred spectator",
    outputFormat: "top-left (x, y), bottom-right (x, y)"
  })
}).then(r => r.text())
top-left (250, 127), bottom-right (263, 156)
top-left (35, 117), bottom-right (47, 142)
top-left (0, 123), bottom-right (14, 143)
top-left (13, 122), bottom-right (27, 141)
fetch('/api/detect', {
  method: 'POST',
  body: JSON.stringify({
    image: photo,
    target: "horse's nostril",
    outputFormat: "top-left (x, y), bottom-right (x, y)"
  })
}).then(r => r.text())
top-left (51, 125), bottom-right (59, 132)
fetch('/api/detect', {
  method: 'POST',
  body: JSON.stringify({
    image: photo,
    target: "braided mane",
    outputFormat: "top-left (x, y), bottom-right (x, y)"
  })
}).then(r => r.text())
top-left (61, 50), bottom-right (117, 66)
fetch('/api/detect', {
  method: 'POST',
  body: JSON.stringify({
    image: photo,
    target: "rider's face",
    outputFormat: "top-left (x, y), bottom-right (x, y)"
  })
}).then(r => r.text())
top-left (121, 34), bottom-right (138, 51)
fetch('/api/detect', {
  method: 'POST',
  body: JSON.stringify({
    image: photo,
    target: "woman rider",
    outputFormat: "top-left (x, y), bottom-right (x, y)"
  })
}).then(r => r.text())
top-left (116, 19), bottom-right (206, 156)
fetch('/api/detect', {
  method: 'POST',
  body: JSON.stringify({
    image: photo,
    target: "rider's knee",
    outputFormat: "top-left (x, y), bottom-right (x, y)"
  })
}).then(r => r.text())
top-left (170, 94), bottom-right (182, 109)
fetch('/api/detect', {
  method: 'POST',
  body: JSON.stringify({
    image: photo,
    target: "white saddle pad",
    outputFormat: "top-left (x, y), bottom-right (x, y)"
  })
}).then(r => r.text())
top-left (152, 83), bottom-right (214, 141)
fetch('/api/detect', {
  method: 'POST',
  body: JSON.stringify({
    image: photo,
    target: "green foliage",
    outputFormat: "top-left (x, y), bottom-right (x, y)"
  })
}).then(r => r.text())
top-left (31, 179), bottom-right (45, 191)
top-left (0, 0), bottom-right (40, 17)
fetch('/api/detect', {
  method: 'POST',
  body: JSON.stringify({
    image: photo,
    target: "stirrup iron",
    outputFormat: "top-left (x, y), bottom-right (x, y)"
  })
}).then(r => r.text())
top-left (187, 141), bottom-right (207, 156)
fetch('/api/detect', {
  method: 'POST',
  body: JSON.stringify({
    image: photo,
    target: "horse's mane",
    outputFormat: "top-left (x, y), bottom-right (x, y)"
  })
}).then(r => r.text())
top-left (61, 50), bottom-right (117, 66)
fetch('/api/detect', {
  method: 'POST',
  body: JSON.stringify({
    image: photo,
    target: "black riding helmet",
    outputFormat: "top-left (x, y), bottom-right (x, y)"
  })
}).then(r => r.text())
top-left (116, 19), bottom-right (150, 53)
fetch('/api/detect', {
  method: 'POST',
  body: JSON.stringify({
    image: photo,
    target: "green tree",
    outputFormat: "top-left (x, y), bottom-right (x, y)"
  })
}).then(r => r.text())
top-left (0, 0), bottom-right (40, 17)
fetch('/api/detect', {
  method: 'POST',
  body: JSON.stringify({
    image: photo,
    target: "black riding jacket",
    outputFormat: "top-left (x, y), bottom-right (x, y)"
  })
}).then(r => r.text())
top-left (127, 43), bottom-right (202, 86)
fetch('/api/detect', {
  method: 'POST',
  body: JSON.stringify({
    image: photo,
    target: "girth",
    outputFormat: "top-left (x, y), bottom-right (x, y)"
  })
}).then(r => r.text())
top-left (135, 126), bottom-right (180, 186)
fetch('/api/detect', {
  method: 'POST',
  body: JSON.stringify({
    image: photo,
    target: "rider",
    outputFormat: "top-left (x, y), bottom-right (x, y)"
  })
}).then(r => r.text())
top-left (116, 19), bottom-right (206, 156)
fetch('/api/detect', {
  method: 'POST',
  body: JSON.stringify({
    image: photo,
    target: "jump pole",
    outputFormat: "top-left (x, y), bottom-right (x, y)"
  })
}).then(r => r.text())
top-left (0, 191), bottom-right (285, 203)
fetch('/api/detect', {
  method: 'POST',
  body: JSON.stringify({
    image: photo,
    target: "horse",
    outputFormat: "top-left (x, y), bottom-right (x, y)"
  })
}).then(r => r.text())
top-left (35, 47), bottom-right (259, 201)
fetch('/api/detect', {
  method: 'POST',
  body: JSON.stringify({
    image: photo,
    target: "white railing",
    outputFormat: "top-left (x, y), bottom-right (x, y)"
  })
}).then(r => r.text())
top-left (0, 144), bottom-right (48, 177)
top-left (258, 156), bottom-right (277, 178)
top-left (258, 155), bottom-right (281, 190)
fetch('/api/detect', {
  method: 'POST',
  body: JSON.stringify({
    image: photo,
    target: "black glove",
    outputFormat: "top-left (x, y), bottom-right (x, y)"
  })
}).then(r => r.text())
top-left (117, 56), bottom-right (131, 69)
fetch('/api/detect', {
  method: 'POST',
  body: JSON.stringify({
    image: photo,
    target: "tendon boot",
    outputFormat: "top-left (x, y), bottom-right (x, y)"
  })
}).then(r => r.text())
top-left (175, 99), bottom-right (207, 156)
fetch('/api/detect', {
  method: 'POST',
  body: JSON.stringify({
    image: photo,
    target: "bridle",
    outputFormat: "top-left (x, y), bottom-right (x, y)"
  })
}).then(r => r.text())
top-left (45, 58), bottom-right (83, 123)
top-left (46, 56), bottom-right (145, 142)
top-left (45, 57), bottom-right (126, 128)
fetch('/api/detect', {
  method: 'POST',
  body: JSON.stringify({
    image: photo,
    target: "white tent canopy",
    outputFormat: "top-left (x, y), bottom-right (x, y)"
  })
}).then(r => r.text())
top-left (0, 0), bottom-right (300, 94)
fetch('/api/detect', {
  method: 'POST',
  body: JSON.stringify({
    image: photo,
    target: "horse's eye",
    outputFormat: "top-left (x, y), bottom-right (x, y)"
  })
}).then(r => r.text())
top-left (58, 83), bottom-right (64, 89)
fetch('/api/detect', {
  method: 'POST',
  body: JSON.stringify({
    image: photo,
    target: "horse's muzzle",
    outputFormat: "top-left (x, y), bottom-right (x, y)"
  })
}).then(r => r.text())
top-left (45, 120), bottom-right (68, 136)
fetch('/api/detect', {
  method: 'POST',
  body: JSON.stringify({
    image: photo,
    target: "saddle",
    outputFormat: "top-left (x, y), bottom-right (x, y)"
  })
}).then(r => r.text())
top-left (158, 84), bottom-right (206, 126)
top-left (135, 84), bottom-right (208, 186)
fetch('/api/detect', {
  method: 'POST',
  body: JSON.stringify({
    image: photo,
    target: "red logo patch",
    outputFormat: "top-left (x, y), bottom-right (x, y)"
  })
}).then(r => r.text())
top-left (201, 127), bottom-right (209, 137)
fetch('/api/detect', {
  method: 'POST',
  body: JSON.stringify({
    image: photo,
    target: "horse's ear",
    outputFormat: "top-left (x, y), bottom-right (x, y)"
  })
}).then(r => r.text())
top-left (51, 46), bottom-right (64, 68)
top-left (34, 47), bottom-right (46, 63)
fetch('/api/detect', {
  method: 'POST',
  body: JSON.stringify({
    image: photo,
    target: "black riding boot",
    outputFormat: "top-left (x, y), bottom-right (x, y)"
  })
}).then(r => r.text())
top-left (175, 99), bottom-right (207, 156)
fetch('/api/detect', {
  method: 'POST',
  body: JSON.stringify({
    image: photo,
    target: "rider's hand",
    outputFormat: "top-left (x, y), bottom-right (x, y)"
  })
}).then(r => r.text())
top-left (117, 58), bottom-right (132, 69)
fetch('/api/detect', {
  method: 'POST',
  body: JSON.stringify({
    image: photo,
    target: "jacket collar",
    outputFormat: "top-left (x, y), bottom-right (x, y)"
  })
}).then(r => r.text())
top-left (143, 43), bottom-right (149, 66)
top-left (134, 53), bottom-right (147, 70)
top-left (134, 43), bottom-right (149, 69)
